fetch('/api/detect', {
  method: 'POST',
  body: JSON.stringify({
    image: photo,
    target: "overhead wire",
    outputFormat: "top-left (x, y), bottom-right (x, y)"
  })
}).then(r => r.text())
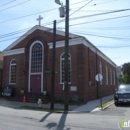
top-left (55, 8), bottom-right (130, 26)
top-left (0, 21), bottom-right (53, 39)
top-left (72, 31), bottom-right (130, 40)
top-left (56, 0), bottom-right (93, 26)
top-left (0, 0), bottom-right (16, 7)
top-left (69, 8), bottom-right (130, 22)
top-left (68, 26), bottom-right (130, 30)
top-left (0, 22), bottom-right (54, 43)
top-left (69, 14), bottom-right (130, 27)
top-left (1, 8), bottom-right (130, 39)
top-left (0, 0), bottom-right (130, 48)
top-left (0, 0), bottom-right (90, 24)
top-left (0, 0), bottom-right (31, 12)
top-left (89, 0), bottom-right (119, 6)
top-left (97, 45), bottom-right (130, 48)
top-left (70, 0), bottom-right (93, 16)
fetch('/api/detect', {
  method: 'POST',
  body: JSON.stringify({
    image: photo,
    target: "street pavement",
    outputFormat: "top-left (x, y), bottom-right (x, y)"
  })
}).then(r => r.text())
top-left (0, 95), bottom-right (114, 112)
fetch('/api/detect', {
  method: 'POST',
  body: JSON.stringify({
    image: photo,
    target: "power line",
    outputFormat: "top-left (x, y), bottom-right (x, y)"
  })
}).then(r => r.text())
top-left (70, 0), bottom-right (93, 16)
top-left (0, 21), bottom-right (53, 39)
top-left (1, 7), bottom-right (130, 41)
top-left (69, 26), bottom-right (130, 30)
top-left (90, 0), bottom-right (119, 6)
top-left (0, 0), bottom-right (31, 12)
top-left (0, 0), bottom-right (16, 7)
top-left (97, 45), bottom-right (130, 48)
top-left (0, 11), bottom-right (130, 38)
top-left (0, 1), bottom-right (91, 24)
top-left (69, 8), bottom-right (130, 21)
top-left (69, 14), bottom-right (130, 27)
top-left (70, 9), bottom-right (123, 12)
top-left (55, 8), bottom-right (130, 26)
top-left (70, 0), bottom-right (90, 6)
top-left (1, 9), bottom-right (130, 38)
top-left (72, 31), bottom-right (130, 40)
top-left (0, 24), bottom-right (53, 43)
top-left (0, 8), bottom-right (57, 24)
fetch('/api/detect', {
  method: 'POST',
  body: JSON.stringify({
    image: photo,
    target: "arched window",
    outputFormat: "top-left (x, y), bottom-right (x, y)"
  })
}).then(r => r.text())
top-left (99, 61), bottom-right (103, 85)
top-left (60, 53), bottom-right (71, 84)
top-left (110, 68), bottom-right (112, 85)
top-left (9, 59), bottom-right (17, 84)
top-left (106, 65), bottom-right (108, 85)
top-left (113, 70), bottom-right (116, 85)
top-left (31, 43), bottom-right (43, 73)
top-left (91, 61), bottom-right (95, 84)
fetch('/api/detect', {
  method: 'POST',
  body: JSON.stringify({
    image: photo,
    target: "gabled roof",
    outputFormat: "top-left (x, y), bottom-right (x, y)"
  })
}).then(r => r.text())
top-left (3, 25), bottom-right (117, 67)
top-left (3, 25), bottom-right (80, 51)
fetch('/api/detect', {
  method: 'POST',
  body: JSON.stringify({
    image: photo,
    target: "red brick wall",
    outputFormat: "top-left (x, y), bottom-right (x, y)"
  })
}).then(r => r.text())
top-left (2, 31), bottom-right (117, 102)
top-left (2, 54), bottom-right (25, 94)
top-left (47, 44), bottom-right (116, 103)
top-left (0, 70), bottom-right (2, 88)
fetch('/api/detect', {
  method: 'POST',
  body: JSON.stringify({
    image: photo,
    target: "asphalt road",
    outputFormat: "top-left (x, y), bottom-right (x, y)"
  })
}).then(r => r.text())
top-left (0, 104), bottom-right (130, 130)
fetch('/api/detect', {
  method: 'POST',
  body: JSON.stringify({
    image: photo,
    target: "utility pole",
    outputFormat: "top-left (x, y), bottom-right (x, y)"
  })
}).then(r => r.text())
top-left (50, 20), bottom-right (56, 110)
top-left (64, 0), bottom-right (69, 111)
top-left (54, 0), bottom-right (69, 111)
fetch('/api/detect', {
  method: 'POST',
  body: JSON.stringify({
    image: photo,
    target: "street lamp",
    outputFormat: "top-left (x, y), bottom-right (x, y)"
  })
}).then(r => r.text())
top-left (55, 0), bottom-right (69, 111)
top-left (55, 0), bottom-right (65, 18)
top-left (55, 0), bottom-right (62, 5)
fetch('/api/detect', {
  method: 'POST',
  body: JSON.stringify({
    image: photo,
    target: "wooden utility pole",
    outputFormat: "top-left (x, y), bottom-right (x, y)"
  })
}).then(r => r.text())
top-left (64, 0), bottom-right (69, 111)
top-left (50, 20), bottom-right (56, 110)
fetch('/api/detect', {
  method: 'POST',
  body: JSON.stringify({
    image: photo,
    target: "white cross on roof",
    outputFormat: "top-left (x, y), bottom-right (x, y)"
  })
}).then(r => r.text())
top-left (37, 15), bottom-right (43, 26)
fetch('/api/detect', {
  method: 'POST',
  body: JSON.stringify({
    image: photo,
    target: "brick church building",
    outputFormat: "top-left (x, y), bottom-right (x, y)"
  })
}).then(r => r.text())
top-left (0, 53), bottom-right (3, 95)
top-left (2, 25), bottom-right (117, 103)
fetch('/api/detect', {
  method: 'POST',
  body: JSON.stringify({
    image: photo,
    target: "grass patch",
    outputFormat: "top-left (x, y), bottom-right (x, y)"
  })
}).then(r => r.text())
top-left (98, 99), bottom-right (114, 108)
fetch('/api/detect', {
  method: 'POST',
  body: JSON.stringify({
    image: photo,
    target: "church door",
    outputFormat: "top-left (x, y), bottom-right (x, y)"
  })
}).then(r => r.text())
top-left (30, 75), bottom-right (41, 93)
top-left (29, 41), bottom-right (44, 93)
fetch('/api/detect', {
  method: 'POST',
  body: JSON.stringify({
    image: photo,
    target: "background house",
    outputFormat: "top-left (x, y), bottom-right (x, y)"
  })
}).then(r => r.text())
top-left (2, 25), bottom-right (117, 103)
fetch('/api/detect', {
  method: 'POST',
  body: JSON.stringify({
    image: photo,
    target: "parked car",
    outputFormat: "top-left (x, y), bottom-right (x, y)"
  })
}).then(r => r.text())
top-left (114, 84), bottom-right (130, 106)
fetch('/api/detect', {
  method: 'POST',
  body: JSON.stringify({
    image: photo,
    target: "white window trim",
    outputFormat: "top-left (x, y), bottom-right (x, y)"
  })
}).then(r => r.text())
top-left (28, 41), bottom-right (44, 93)
top-left (9, 59), bottom-right (16, 85)
top-left (106, 65), bottom-right (108, 85)
top-left (113, 70), bottom-right (115, 85)
top-left (99, 61), bottom-right (103, 85)
top-left (110, 68), bottom-right (112, 85)
top-left (60, 52), bottom-right (71, 84)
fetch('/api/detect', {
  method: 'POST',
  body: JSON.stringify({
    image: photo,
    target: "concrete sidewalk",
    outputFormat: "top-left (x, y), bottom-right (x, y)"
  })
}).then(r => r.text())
top-left (0, 95), bottom-right (114, 112)
top-left (73, 95), bottom-right (114, 112)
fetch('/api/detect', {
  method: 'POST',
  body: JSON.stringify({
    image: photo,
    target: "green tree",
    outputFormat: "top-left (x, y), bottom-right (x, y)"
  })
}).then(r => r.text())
top-left (119, 62), bottom-right (130, 84)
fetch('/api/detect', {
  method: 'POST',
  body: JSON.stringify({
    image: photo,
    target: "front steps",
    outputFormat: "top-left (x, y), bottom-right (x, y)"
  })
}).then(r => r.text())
top-left (9, 93), bottom-right (51, 103)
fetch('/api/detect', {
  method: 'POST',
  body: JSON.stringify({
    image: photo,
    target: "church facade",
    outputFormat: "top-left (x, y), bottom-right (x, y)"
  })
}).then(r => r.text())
top-left (0, 54), bottom-right (3, 95)
top-left (2, 25), bottom-right (117, 102)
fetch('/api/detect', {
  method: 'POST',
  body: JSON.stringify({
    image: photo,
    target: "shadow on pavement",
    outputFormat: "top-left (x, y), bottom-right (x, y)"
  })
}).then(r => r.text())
top-left (39, 112), bottom-right (53, 122)
top-left (43, 111), bottom-right (69, 130)
top-left (56, 111), bottom-right (69, 130)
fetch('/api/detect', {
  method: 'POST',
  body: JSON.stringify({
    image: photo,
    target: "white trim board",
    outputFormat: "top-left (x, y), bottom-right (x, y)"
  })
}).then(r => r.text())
top-left (48, 37), bottom-right (117, 67)
top-left (3, 48), bottom-right (25, 56)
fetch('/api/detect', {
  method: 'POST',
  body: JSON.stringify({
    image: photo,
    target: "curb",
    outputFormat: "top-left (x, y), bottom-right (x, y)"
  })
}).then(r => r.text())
top-left (103, 102), bottom-right (114, 110)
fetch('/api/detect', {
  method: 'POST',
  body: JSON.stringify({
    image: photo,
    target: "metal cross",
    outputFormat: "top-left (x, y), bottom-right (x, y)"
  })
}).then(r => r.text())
top-left (37, 15), bottom-right (43, 26)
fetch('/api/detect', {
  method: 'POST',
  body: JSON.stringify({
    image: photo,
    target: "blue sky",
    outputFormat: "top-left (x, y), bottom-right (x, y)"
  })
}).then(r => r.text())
top-left (0, 0), bottom-right (130, 66)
